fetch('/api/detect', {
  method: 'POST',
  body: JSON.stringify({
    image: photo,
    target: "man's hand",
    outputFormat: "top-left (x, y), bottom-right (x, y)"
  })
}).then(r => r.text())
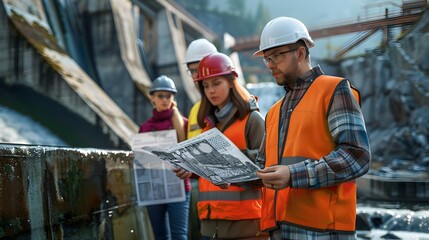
top-left (256, 165), bottom-right (291, 190)
top-left (173, 167), bottom-right (192, 179)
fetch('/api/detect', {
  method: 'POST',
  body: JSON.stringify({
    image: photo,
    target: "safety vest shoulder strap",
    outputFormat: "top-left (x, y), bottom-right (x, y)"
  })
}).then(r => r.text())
top-left (316, 75), bottom-right (361, 106)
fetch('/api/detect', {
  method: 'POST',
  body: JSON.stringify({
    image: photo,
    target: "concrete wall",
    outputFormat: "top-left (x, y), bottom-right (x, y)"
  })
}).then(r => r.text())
top-left (0, 143), bottom-right (153, 239)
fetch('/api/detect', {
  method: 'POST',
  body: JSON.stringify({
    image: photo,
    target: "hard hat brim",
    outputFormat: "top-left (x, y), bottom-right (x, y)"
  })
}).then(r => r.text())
top-left (253, 49), bottom-right (264, 57)
top-left (150, 88), bottom-right (177, 94)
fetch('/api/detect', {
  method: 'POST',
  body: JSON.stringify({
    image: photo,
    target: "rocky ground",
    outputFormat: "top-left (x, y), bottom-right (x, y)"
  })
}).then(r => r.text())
top-left (338, 10), bottom-right (429, 179)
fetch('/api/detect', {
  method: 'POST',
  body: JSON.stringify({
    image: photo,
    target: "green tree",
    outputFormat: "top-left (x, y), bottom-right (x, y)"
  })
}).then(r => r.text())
top-left (176, 0), bottom-right (209, 11)
top-left (227, 0), bottom-right (245, 16)
top-left (196, 0), bottom-right (209, 11)
top-left (253, 1), bottom-right (271, 35)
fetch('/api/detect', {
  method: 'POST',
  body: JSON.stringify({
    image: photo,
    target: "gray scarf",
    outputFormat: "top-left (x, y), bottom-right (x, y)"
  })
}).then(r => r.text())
top-left (214, 101), bottom-right (234, 124)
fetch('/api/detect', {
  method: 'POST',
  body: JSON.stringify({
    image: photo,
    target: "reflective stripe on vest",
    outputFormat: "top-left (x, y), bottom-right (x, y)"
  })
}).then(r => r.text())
top-left (199, 188), bottom-right (262, 201)
top-left (261, 75), bottom-right (359, 232)
top-left (198, 113), bottom-right (262, 220)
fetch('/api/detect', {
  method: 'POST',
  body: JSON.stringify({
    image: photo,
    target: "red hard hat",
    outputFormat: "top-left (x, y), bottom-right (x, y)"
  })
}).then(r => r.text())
top-left (196, 52), bottom-right (238, 81)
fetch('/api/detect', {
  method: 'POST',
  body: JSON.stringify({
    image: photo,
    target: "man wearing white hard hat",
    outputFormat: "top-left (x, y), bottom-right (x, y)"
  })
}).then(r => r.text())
top-left (254, 17), bottom-right (371, 240)
top-left (175, 38), bottom-right (218, 240)
top-left (183, 38), bottom-right (218, 139)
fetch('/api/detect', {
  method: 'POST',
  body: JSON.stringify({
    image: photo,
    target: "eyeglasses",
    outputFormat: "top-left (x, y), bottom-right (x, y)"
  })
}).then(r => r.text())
top-left (263, 48), bottom-right (298, 67)
top-left (186, 68), bottom-right (198, 76)
top-left (154, 93), bottom-right (173, 100)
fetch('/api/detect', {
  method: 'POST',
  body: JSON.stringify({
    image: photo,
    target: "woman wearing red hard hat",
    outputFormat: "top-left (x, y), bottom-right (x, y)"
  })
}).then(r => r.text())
top-left (176, 52), bottom-right (267, 239)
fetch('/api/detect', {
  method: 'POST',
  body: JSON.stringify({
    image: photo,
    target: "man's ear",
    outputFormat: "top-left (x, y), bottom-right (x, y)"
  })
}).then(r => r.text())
top-left (297, 46), bottom-right (306, 61)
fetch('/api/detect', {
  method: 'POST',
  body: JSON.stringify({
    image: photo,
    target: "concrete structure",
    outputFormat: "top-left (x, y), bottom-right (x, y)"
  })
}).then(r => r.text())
top-left (0, 143), bottom-right (153, 239)
top-left (0, 0), bottom-right (217, 149)
top-left (0, 1), bottom-right (218, 238)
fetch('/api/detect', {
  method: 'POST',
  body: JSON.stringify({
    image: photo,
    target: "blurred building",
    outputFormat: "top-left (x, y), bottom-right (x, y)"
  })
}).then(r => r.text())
top-left (0, 0), bottom-right (216, 149)
top-left (0, 1), bottom-right (220, 239)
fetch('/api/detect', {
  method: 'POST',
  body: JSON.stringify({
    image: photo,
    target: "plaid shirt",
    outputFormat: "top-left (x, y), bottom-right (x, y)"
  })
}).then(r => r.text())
top-left (256, 66), bottom-right (370, 238)
top-left (257, 65), bottom-right (370, 188)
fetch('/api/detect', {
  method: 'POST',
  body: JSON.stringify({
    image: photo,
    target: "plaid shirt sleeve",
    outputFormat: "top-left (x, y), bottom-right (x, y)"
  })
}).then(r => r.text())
top-left (289, 79), bottom-right (371, 189)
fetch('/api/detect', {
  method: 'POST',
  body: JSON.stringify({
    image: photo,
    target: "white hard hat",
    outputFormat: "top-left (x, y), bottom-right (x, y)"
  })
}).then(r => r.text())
top-left (253, 17), bottom-right (314, 56)
top-left (184, 38), bottom-right (218, 64)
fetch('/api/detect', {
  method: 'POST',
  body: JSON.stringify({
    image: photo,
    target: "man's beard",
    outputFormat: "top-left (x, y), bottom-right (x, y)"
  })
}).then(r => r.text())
top-left (275, 59), bottom-right (299, 87)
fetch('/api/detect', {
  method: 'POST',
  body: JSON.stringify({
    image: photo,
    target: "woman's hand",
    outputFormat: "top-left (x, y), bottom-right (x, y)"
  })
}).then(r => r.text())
top-left (171, 100), bottom-right (179, 111)
top-left (173, 167), bottom-right (192, 179)
top-left (170, 100), bottom-right (186, 142)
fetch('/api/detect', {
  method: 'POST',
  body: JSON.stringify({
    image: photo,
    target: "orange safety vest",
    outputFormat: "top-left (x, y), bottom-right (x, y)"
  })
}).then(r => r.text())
top-left (261, 75), bottom-right (360, 232)
top-left (198, 113), bottom-right (262, 220)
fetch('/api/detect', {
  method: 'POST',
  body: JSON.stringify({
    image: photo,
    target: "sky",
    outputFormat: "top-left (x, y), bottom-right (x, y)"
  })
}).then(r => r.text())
top-left (262, 0), bottom-right (403, 27)
top-left (212, 0), bottom-right (404, 27)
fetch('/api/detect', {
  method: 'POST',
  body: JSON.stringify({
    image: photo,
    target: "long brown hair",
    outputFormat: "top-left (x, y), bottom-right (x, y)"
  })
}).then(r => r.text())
top-left (197, 75), bottom-right (251, 128)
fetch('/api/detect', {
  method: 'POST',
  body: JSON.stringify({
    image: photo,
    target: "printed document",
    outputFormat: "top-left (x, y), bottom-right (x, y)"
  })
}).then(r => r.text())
top-left (140, 128), bottom-right (260, 185)
top-left (131, 129), bottom-right (185, 206)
